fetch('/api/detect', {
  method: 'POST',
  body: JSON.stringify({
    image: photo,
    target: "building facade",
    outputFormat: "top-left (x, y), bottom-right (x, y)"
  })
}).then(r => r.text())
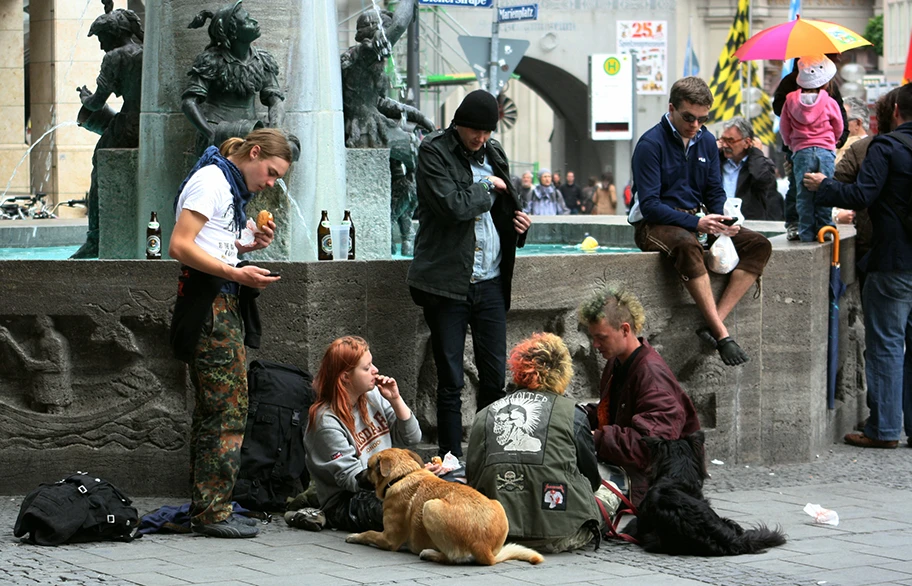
top-left (1, 0), bottom-right (889, 209)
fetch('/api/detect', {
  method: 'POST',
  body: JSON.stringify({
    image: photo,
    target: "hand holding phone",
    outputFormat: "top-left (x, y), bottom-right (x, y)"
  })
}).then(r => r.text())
top-left (720, 217), bottom-right (738, 227)
top-left (267, 272), bottom-right (281, 278)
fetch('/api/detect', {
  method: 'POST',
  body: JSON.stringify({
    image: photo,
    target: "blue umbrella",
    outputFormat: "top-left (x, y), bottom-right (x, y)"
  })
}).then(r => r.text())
top-left (817, 226), bottom-right (845, 410)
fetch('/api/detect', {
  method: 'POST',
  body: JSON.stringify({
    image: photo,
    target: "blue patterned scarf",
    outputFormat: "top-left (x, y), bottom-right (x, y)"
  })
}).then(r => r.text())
top-left (174, 146), bottom-right (253, 235)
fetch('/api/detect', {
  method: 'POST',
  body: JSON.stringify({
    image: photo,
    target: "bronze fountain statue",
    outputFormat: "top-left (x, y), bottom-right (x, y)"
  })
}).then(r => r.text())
top-left (72, 0), bottom-right (143, 259)
top-left (182, 0), bottom-right (287, 153)
top-left (341, 0), bottom-right (435, 255)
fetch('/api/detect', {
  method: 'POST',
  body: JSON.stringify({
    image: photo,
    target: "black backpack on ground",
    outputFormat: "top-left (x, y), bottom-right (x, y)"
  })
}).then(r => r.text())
top-left (233, 359), bottom-right (315, 512)
top-left (14, 473), bottom-right (139, 546)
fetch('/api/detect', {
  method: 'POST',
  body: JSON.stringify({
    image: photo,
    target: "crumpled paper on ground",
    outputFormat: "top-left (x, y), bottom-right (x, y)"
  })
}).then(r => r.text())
top-left (804, 503), bottom-right (839, 526)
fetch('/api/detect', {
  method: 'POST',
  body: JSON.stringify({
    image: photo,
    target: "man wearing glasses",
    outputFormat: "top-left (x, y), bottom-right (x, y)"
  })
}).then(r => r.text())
top-left (627, 77), bottom-right (772, 367)
top-left (718, 116), bottom-right (783, 221)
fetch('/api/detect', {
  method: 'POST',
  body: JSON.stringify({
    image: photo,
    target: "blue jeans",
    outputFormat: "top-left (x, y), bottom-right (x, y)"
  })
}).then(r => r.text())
top-left (417, 277), bottom-right (507, 457)
top-left (862, 270), bottom-right (912, 441)
top-left (791, 147), bottom-right (835, 242)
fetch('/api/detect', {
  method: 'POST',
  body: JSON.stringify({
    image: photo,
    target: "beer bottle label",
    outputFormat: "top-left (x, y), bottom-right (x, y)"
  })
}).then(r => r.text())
top-left (146, 235), bottom-right (162, 255)
top-left (320, 221), bottom-right (331, 228)
top-left (321, 234), bottom-right (332, 254)
top-left (341, 220), bottom-right (351, 226)
top-left (148, 221), bottom-right (160, 230)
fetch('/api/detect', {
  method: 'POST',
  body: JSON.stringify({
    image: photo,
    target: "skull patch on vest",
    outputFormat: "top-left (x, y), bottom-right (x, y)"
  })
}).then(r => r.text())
top-left (484, 391), bottom-right (553, 465)
top-left (496, 470), bottom-right (525, 491)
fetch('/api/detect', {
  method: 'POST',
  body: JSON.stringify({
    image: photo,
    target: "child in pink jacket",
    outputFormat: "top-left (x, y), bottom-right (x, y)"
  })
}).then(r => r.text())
top-left (780, 54), bottom-right (844, 242)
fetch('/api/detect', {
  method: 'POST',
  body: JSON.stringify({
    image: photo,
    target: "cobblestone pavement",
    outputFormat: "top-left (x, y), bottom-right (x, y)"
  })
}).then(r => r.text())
top-left (3, 441), bottom-right (911, 586)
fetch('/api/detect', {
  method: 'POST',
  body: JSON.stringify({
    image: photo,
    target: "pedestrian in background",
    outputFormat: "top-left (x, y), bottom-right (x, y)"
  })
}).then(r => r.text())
top-left (560, 171), bottom-right (583, 214)
top-left (774, 54), bottom-right (848, 241)
top-left (802, 83), bottom-right (912, 450)
top-left (780, 54), bottom-right (843, 242)
top-left (590, 172), bottom-right (617, 215)
top-left (717, 116), bottom-right (783, 221)
top-left (517, 170), bottom-right (535, 212)
top-left (580, 176), bottom-right (598, 214)
top-left (526, 169), bottom-right (570, 215)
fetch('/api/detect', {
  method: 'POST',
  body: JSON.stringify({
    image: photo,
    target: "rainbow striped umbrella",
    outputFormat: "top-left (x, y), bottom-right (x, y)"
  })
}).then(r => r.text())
top-left (733, 15), bottom-right (871, 61)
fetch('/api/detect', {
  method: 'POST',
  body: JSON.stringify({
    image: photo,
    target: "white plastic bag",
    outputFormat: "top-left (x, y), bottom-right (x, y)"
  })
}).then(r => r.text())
top-left (723, 197), bottom-right (745, 224)
top-left (708, 234), bottom-right (740, 274)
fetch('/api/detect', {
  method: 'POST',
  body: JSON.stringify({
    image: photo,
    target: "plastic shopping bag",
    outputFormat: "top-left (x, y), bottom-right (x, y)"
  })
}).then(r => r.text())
top-left (708, 234), bottom-right (739, 274)
top-left (723, 197), bottom-right (745, 224)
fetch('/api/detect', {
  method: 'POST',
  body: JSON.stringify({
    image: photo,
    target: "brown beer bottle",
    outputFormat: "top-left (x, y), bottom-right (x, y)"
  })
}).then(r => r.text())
top-left (317, 210), bottom-right (332, 260)
top-left (342, 209), bottom-right (355, 260)
top-left (146, 211), bottom-right (162, 259)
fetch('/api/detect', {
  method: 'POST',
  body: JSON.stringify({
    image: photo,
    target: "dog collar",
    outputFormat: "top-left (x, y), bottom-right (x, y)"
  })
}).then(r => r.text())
top-left (381, 472), bottom-right (413, 499)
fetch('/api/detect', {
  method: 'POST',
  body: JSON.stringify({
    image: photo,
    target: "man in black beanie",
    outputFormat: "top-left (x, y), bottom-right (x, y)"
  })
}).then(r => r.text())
top-left (407, 89), bottom-right (532, 460)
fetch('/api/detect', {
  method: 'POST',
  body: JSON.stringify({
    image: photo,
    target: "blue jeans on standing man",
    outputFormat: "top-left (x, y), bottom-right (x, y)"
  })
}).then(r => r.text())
top-left (862, 270), bottom-right (912, 442)
top-left (413, 277), bottom-right (507, 458)
top-left (791, 146), bottom-right (836, 242)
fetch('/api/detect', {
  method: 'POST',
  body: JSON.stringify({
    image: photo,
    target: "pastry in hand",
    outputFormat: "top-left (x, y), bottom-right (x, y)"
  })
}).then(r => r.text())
top-left (256, 210), bottom-right (274, 231)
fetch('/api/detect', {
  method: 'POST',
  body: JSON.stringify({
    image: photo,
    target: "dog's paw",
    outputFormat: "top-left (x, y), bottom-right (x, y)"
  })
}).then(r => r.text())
top-left (345, 533), bottom-right (362, 544)
top-left (419, 548), bottom-right (446, 563)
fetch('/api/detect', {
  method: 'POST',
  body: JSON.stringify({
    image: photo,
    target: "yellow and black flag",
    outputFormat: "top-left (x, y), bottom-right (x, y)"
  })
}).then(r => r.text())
top-left (707, 0), bottom-right (776, 145)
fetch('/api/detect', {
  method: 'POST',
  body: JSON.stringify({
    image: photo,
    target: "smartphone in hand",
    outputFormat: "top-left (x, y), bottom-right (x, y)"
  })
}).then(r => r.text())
top-left (720, 217), bottom-right (738, 227)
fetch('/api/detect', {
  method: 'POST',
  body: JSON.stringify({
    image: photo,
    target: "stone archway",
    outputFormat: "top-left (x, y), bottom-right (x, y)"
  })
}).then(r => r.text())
top-left (514, 56), bottom-right (615, 186)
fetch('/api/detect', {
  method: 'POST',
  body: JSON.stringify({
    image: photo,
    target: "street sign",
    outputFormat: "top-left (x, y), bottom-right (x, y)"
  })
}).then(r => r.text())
top-left (458, 35), bottom-right (530, 93)
top-left (590, 53), bottom-right (633, 141)
top-left (497, 4), bottom-right (538, 22)
top-left (418, 0), bottom-right (493, 7)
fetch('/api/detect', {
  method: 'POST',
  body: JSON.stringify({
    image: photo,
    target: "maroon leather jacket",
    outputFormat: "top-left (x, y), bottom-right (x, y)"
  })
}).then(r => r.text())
top-left (586, 340), bottom-right (700, 506)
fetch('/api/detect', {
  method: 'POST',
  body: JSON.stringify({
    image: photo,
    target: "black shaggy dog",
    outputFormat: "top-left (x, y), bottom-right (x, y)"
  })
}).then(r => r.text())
top-left (624, 431), bottom-right (786, 556)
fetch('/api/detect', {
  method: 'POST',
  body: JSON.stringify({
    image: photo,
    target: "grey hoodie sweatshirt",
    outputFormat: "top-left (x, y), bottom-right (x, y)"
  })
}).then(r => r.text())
top-left (304, 389), bottom-right (422, 508)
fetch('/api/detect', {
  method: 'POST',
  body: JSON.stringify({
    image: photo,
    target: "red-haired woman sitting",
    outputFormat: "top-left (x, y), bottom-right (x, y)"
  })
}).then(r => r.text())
top-left (301, 336), bottom-right (421, 532)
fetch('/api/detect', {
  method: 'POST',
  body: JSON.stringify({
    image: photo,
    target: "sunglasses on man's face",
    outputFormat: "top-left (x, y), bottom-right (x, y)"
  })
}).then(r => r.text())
top-left (678, 111), bottom-right (709, 124)
top-left (719, 136), bottom-right (747, 145)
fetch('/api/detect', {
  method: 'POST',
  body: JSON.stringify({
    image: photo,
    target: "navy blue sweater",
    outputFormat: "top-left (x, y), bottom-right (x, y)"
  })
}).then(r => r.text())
top-left (816, 122), bottom-right (912, 273)
top-left (630, 116), bottom-right (727, 231)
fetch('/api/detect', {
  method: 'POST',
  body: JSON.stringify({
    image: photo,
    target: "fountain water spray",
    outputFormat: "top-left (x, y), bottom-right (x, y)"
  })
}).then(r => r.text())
top-left (1, 121), bottom-right (78, 200)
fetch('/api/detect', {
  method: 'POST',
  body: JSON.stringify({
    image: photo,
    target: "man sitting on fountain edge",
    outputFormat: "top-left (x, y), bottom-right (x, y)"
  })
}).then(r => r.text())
top-left (627, 76), bottom-right (772, 366)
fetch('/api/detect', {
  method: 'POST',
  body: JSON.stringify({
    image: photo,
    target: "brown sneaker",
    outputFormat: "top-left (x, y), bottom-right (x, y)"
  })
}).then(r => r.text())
top-left (844, 432), bottom-right (898, 449)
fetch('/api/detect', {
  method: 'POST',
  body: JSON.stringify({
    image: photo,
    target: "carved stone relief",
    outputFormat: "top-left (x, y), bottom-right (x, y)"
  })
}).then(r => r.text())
top-left (0, 295), bottom-right (189, 453)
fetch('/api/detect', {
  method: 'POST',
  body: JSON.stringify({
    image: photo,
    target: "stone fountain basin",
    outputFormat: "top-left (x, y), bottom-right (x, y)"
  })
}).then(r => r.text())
top-left (0, 218), bottom-right (863, 496)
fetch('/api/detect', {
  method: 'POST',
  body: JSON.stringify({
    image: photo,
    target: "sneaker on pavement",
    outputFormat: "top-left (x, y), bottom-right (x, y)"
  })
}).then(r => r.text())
top-left (284, 508), bottom-right (326, 531)
top-left (231, 514), bottom-right (259, 527)
top-left (786, 225), bottom-right (800, 241)
top-left (192, 516), bottom-right (259, 538)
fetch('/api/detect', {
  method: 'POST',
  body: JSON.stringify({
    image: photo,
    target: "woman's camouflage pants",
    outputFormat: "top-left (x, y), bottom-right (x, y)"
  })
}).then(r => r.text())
top-left (189, 294), bottom-right (247, 525)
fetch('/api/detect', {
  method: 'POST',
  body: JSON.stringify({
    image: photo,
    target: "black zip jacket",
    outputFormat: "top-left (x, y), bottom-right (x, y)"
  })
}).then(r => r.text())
top-left (407, 126), bottom-right (526, 309)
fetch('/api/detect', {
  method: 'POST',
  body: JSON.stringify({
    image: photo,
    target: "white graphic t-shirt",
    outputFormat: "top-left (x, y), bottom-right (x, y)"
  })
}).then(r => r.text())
top-left (176, 165), bottom-right (239, 266)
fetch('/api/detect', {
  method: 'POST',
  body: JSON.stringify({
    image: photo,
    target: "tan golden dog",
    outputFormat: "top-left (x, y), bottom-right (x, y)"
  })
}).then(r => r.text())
top-left (345, 448), bottom-right (544, 565)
